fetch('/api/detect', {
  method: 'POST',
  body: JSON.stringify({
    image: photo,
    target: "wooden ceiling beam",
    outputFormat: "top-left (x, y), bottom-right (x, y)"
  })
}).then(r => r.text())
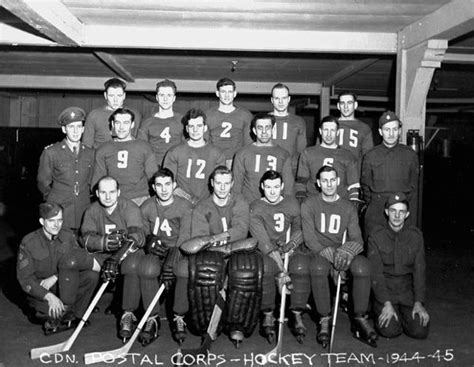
top-left (0, 75), bottom-right (322, 95)
top-left (322, 58), bottom-right (379, 87)
top-left (94, 52), bottom-right (135, 82)
top-left (443, 53), bottom-right (474, 64)
top-left (399, 0), bottom-right (474, 49)
top-left (1, 0), bottom-right (84, 46)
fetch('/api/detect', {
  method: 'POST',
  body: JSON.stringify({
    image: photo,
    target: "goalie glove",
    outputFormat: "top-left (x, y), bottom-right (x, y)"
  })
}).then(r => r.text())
top-left (101, 257), bottom-right (120, 282)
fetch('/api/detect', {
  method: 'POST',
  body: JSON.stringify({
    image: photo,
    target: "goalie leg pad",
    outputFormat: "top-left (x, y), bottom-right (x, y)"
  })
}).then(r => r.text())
top-left (224, 251), bottom-right (263, 337)
top-left (188, 251), bottom-right (226, 336)
top-left (160, 247), bottom-right (182, 291)
top-left (288, 252), bottom-right (311, 310)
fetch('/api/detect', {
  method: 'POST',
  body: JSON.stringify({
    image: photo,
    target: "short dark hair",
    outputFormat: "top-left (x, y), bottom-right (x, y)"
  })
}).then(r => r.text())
top-left (271, 83), bottom-right (290, 96)
top-left (182, 108), bottom-right (207, 126)
top-left (260, 170), bottom-right (283, 187)
top-left (250, 112), bottom-right (276, 141)
top-left (156, 79), bottom-right (177, 94)
top-left (337, 91), bottom-right (357, 103)
top-left (108, 107), bottom-right (135, 127)
top-left (104, 78), bottom-right (126, 92)
top-left (210, 165), bottom-right (233, 182)
top-left (216, 78), bottom-right (236, 90)
top-left (319, 115), bottom-right (339, 128)
top-left (152, 167), bottom-right (175, 183)
top-left (316, 165), bottom-right (338, 181)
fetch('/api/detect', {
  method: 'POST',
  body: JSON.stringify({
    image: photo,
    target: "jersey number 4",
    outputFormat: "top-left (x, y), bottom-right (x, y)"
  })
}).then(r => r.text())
top-left (160, 127), bottom-right (171, 144)
top-left (153, 218), bottom-right (172, 237)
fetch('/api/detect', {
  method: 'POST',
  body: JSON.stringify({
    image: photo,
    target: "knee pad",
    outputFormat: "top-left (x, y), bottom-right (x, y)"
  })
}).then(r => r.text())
top-left (289, 253), bottom-right (309, 275)
top-left (137, 254), bottom-right (161, 279)
top-left (263, 255), bottom-right (280, 276)
top-left (121, 252), bottom-right (143, 275)
top-left (350, 255), bottom-right (370, 278)
top-left (309, 255), bottom-right (331, 277)
top-left (59, 252), bottom-right (78, 270)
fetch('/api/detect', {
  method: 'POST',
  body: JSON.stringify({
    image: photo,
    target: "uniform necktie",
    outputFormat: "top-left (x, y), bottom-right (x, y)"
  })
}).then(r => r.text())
top-left (73, 146), bottom-right (78, 157)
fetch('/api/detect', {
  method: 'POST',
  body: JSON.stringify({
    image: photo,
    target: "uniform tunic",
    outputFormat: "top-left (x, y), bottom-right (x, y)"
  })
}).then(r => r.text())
top-left (37, 140), bottom-right (94, 229)
top-left (249, 196), bottom-right (301, 255)
top-left (296, 145), bottom-right (359, 200)
top-left (163, 142), bottom-right (225, 202)
top-left (191, 193), bottom-right (249, 242)
top-left (137, 113), bottom-right (184, 166)
top-left (205, 106), bottom-right (253, 161)
top-left (140, 196), bottom-right (192, 248)
top-left (367, 223), bottom-right (426, 306)
top-left (337, 118), bottom-right (374, 165)
top-left (92, 139), bottom-right (157, 200)
top-left (233, 144), bottom-right (295, 203)
top-left (361, 143), bottom-right (419, 236)
top-left (17, 228), bottom-right (77, 300)
top-left (271, 113), bottom-right (307, 173)
top-left (301, 193), bottom-right (362, 253)
top-left (83, 105), bottom-right (142, 149)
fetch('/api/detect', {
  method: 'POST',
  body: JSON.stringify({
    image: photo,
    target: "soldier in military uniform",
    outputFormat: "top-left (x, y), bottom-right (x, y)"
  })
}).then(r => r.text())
top-left (17, 203), bottom-right (100, 335)
top-left (37, 107), bottom-right (95, 232)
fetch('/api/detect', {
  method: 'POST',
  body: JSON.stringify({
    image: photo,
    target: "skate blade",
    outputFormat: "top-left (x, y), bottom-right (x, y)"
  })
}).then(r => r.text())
top-left (353, 333), bottom-right (378, 348)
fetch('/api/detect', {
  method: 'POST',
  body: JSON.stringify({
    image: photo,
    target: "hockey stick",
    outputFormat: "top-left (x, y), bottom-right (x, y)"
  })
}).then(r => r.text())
top-left (262, 227), bottom-right (291, 364)
top-left (176, 275), bottom-right (229, 362)
top-left (84, 282), bottom-right (166, 364)
top-left (30, 280), bottom-right (110, 359)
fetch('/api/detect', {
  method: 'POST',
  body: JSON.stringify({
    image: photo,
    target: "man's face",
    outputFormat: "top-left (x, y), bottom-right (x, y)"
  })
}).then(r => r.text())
top-left (156, 86), bottom-right (176, 111)
top-left (319, 121), bottom-right (338, 146)
top-left (216, 85), bottom-right (236, 106)
top-left (271, 87), bottom-right (290, 113)
top-left (40, 211), bottom-right (63, 237)
top-left (379, 120), bottom-right (400, 148)
top-left (337, 94), bottom-right (357, 118)
top-left (153, 176), bottom-right (176, 202)
top-left (186, 116), bottom-right (207, 141)
top-left (385, 203), bottom-right (409, 231)
top-left (317, 170), bottom-right (340, 197)
top-left (62, 121), bottom-right (84, 143)
top-left (112, 113), bottom-right (134, 141)
top-left (262, 178), bottom-right (284, 204)
top-left (253, 118), bottom-right (274, 144)
top-left (104, 87), bottom-right (126, 110)
top-left (97, 179), bottom-right (120, 208)
top-left (212, 173), bottom-right (233, 200)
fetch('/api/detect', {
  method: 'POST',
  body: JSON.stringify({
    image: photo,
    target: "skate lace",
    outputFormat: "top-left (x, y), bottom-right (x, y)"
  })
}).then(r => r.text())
top-left (319, 315), bottom-right (331, 333)
top-left (143, 316), bottom-right (158, 335)
top-left (173, 315), bottom-right (186, 332)
top-left (263, 312), bottom-right (275, 327)
top-left (121, 312), bottom-right (135, 330)
top-left (293, 312), bottom-right (304, 328)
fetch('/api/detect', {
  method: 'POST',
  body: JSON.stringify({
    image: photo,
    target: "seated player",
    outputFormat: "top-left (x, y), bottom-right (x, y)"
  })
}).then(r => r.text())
top-left (17, 203), bottom-right (100, 334)
top-left (249, 170), bottom-right (307, 343)
top-left (301, 166), bottom-right (377, 348)
top-left (367, 193), bottom-right (430, 339)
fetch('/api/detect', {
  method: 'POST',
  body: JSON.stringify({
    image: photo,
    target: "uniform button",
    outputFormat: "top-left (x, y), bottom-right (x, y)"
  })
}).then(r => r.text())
top-left (75, 170), bottom-right (79, 173)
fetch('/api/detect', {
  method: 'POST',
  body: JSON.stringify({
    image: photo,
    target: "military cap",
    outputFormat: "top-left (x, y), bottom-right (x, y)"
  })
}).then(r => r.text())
top-left (57, 107), bottom-right (86, 126)
top-left (39, 202), bottom-right (63, 219)
top-left (385, 192), bottom-right (409, 209)
top-left (379, 110), bottom-right (400, 128)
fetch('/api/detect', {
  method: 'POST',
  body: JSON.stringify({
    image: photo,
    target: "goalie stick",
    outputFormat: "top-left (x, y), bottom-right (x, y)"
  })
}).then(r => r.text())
top-left (175, 275), bottom-right (229, 363)
top-left (30, 280), bottom-right (110, 360)
top-left (262, 227), bottom-right (291, 365)
top-left (84, 282), bottom-right (166, 364)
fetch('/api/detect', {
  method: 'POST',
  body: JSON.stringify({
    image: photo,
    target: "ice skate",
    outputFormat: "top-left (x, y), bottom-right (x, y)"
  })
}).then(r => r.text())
top-left (291, 310), bottom-right (306, 343)
top-left (138, 314), bottom-right (160, 347)
top-left (317, 315), bottom-right (332, 349)
top-left (261, 311), bottom-right (276, 344)
top-left (119, 311), bottom-right (137, 343)
top-left (230, 330), bottom-right (244, 348)
top-left (352, 313), bottom-right (378, 347)
top-left (172, 314), bottom-right (187, 345)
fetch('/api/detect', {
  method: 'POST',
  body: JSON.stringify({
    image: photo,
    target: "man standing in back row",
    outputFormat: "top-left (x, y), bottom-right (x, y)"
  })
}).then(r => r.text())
top-left (270, 83), bottom-right (307, 174)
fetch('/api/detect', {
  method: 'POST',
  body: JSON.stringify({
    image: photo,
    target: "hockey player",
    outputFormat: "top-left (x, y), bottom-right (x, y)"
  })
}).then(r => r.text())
top-left (367, 193), bottom-right (429, 339)
top-left (17, 203), bottom-right (100, 334)
top-left (137, 79), bottom-right (184, 166)
top-left (172, 166), bottom-right (261, 346)
top-left (80, 176), bottom-right (145, 327)
top-left (92, 107), bottom-right (157, 206)
top-left (301, 166), bottom-right (377, 348)
top-left (361, 111), bottom-right (419, 239)
top-left (233, 112), bottom-right (294, 203)
top-left (205, 78), bottom-right (253, 168)
top-left (163, 108), bottom-right (225, 204)
top-left (249, 170), bottom-right (307, 343)
top-left (118, 168), bottom-right (192, 346)
top-left (336, 91), bottom-right (374, 166)
top-left (37, 107), bottom-right (94, 232)
top-left (296, 115), bottom-right (360, 202)
top-left (270, 83), bottom-right (307, 174)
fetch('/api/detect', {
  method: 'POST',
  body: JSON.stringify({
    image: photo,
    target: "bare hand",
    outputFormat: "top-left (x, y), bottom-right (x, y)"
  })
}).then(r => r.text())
top-left (412, 302), bottom-right (430, 327)
top-left (40, 275), bottom-right (58, 291)
top-left (44, 292), bottom-right (65, 319)
top-left (378, 301), bottom-right (398, 328)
